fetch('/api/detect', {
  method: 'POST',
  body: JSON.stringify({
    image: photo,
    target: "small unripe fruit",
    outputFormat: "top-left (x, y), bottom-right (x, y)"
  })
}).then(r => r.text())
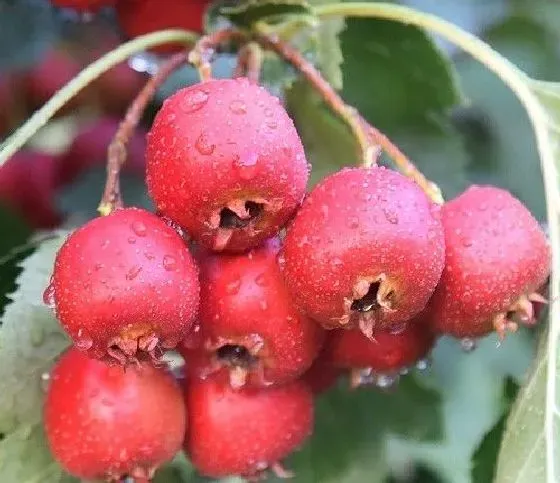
top-left (180, 238), bottom-right (324, 388)
top-left (281, 166), bottom-right (445, 337)
top-left (185, 371), bottom-right (313, 479)
top-left (146, 78), bottom-right (309, 252)
top-left (426, 185), bottom-right (550, 338)
top-left (324, 319), bottom-right (436, 387)
top-left (48, 207), bottom-right (200, 364)
top-left (44, 348), bottom-right (186, 480)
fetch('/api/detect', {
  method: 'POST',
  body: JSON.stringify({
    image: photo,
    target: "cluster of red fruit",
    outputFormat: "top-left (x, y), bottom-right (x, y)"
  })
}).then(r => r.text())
top-left (42, 77), bottom-right (550, 481)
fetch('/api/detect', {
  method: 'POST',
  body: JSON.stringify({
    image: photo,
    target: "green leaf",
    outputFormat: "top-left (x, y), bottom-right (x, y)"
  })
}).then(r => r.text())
top-left (0, 232), bottom-right (70, 433)
top-left (471, 379), bottom-right (519, 483)
top-left (386, 334), bottom-right (533, 483)
top-left (340, 18), bottom-right (462, 133)
top-left (219, 0), bottom-right (315, 29)
top-left (0, 425), bottom-right (72, 483)
top-left (271, 375), bottom-right (442, 483)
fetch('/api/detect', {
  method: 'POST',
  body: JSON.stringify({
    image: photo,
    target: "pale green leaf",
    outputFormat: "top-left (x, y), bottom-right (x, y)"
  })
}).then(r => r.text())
top-left (0, 425), bottom-right (71, 483)
top-left (0, 232), bottom-right (70, 433)
top-left (314, 16), bottom-right (345, 90)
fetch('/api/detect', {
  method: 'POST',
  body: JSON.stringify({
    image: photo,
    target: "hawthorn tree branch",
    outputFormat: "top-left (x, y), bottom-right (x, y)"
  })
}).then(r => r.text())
top-left (234, 42), bottom-right (264, 83)
top-left (98, 52), bottom-right (189, 216)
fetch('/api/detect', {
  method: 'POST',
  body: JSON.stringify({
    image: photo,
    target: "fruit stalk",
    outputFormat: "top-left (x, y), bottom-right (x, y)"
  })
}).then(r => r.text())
top-left (98, 51), bottom-right (189, 215)
top-left (188, 28), bottom-right (248, 81)
top-left (233, 42), bottom-right (263, 83)
top-left (254, 30), bottom-right (377, 167)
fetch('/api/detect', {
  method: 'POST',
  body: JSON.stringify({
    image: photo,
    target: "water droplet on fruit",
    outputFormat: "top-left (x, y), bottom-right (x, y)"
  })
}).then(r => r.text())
top-left (163, 255), bottom-right (177, 271)
top-left (181, 89), bottom-right (209, 113)
top-left (195, 132), bottom-right (215, 155)
top-left (266, 119), bottom-right (278, 129)
top-left (131, 221), bottom-right (147, 237)
top-left (255, 273), bottom-right (267, 287)
top-left (75, 337), bottom-right (93, 351)
top-left (460, 337), bottom-right (477, 353)
top-left (260, 300), bottom-right (268, 311)
top-left (126, 265), bottom-right (142, 280)
top-left (461, 237), bottom-right (473, 247)
top-left (144, 251), bottom-right (155, 261)
top-left (415, 358), bottom-right (431, 371)
top-left (229, 99), bottom-right (247, 114)
top-left (383, 208), bottom-right (399, 224)
top-left (127, 237), bottom-right (136, 244)
top-left (43, 283), bottom-right (56, 309)
top-left (233, 152), bottom-right (258, 180)
top-left (375, 373), bottom-right (399, 389)
top-left (347, 217), bottom-right (360, 229)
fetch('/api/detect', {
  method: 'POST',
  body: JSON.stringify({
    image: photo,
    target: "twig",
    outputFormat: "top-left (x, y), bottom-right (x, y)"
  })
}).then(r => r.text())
top-left (234, 42), bottom-right (264, 83)
top-left (254, 31), bottom-right (443, 203)
top-left (98, 52), bottom-right (189, 216)
top-left (254, 31), bottom-right (378, 168)
top-left (188, 29), bottom-right (248, 81)
top-left (0, 29), bottom-right (197, 166)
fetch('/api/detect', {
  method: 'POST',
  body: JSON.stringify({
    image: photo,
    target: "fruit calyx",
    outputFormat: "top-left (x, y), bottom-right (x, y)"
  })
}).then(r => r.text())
top-left (210, 198), bottom-right (271, 251)
top-left (201, 334), bottom-right (269, 388)
top-left (106, 325), bottom-right (163, 366)
top-left (346, 274), bottom-right (397, 338)
top-left (493, 291), bottom-right (548, 339)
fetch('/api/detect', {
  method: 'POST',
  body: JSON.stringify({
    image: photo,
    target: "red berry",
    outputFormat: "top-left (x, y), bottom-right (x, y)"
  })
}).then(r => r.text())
top-left (324, 319), bottom-right (436, 388)
top-left (50, 0), bottom-right (114, 11)
top-left (302, 351), bottom-right (342, 395)
top-left (22, 48), bottom-right (86, 114)
top-left (180, 238), bottom-right (324, 388)
top-left (44, 348), bottom-right (186, 480)
top-left (426, 185), bottom-right (550, 338)
top-left (0, 151), bottom-right (62, 229)
top-left (281, 166), bottom-right (445, 337)
top-left (57, 118), bottom-right (147, 187)
top-left (185, 371), bottom-right (313, 479)
top-left (146, 78), bottom-right (309, 252)
top-left (49, 207), bottom-right (200, 364)
top-left (116, 0), bottom-right (210, 54)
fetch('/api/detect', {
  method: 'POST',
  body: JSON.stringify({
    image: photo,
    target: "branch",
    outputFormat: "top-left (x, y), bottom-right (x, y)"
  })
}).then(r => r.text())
top-left (234, 42), bottom-right (264, 83)
top-left (98, 52), bottom-right (189, 216)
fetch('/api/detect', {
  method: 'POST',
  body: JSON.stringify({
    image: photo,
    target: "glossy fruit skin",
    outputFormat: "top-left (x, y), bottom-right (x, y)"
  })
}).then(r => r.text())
top-left (180, 238), bottom-right (324, 388)
top-left (281, 166), bottom-right (445, 334)
top-left (51, 0), bottom-right (114, 11)
top-left (185, 371), bottom-right (314, 478)
top-left (50, 207), bottom-right (200, 363)
top-left (0, 151), bottom-right (62, 229)
top-left (57, 118), bottom-right (146, 187)
top-left (324, 320), bottom-right (436, 372)
top-left (426, 185), bottom-right (550, 338)
top-left (44, 348), bottom-right (186, 480)
top-left (146, 78), bottom-right (309, 252)
top-left (116, 0), bottom-right (209, 54)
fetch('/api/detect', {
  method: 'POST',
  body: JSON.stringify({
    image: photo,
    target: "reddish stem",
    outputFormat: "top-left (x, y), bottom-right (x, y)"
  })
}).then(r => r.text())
top-left (188, 29), bottom-right (248, 81)
top-left (254, 32), bottom-right (443, 204)
top-left (98, 52), bottom-right (188, 216)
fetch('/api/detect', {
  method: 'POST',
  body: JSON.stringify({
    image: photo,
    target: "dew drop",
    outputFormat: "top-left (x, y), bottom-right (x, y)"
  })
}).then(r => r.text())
top-left (461, 237), bottom-right (473, 247)
top-left (255, 273), bottom-right (267, 287)
top-left (144, 251), bottom-right (155, 261)
top-left (163, 255), bottom-right (177, 271)
top-left (266, 119), bottom-right (278, 129)
top-left (181, 89), bottom-right (209, 113)
top-left (75, 337), bottom-right (94, 351)
top-left (229, 99), bottom-right (247, 114)
top-left (195, 132), bottom-right (216, 155)
top-left (264, 107), bottom-right (274, 117)
top-left (126, 265), bottom-right (142, 280)
top-left (383, 208), bottom-right (399, 224)
top-left (415, 358), bottom-right (431, 371)
top-left (232, 152), bottom-right (258, 180)
top-left (460, 337), bottom-right (477, 353)
top-left (375, 373), bottom-right (399, 389)
top-left (347, 217), bottom-right (360, 229)
top-left (127, 237), bottom-right (137, 245)
top-left (225, 280), bottom-right (241, 295)
top-left (43, 283), bottom-right (56, 309)
top-left (131, 221), bottom-right (147, 237)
